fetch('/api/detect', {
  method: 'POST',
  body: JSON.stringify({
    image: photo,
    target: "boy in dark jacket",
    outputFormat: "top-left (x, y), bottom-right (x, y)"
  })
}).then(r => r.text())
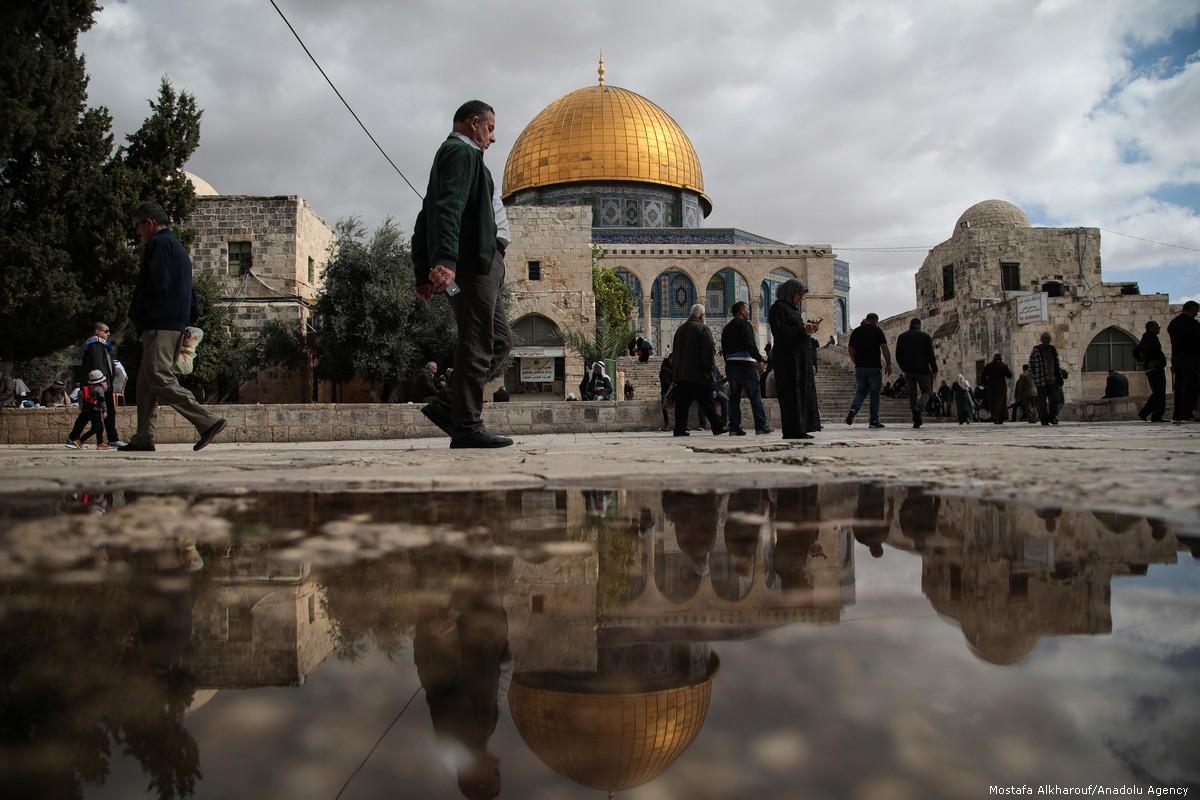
top-left (67, 370), bottom-right (109, 450)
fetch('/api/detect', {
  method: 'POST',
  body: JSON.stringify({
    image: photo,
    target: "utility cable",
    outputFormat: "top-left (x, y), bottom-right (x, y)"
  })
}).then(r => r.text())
top-left (268, 0), bottom-right (423, 200)
top-left (333, 685), bottom-right (424, 800)
top-left (1099, 228), bottom-right (1200, 253)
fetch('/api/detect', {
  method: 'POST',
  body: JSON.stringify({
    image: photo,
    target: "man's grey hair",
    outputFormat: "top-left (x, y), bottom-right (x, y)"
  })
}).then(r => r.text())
top-left (688, 303), bottom-right (705, 320)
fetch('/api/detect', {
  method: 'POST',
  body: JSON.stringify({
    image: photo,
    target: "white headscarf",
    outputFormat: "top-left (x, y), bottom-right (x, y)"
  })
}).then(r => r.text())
top-left (956, 374), bottom-right (971, 390)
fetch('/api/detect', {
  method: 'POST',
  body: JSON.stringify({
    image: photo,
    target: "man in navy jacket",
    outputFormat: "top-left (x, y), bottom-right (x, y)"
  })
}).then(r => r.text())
top-left (120, 201), bottom-right (226, 453)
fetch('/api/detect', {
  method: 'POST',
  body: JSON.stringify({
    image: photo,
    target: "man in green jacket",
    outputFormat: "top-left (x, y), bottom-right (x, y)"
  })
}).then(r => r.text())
top-left (413, 100), bottom-right (513, 448)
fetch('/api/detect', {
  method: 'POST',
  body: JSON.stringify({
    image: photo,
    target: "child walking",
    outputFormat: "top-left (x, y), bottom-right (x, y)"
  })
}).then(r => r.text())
top-left (66, 370), bottom-right (109, 450)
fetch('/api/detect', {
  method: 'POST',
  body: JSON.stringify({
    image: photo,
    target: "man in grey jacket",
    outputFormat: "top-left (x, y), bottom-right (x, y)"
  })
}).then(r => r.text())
top-left (670, 304), bottom-right (726, 437)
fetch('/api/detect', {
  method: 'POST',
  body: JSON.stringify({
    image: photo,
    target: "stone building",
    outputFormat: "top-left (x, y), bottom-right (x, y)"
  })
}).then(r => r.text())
top-left (500, 61), bottom-right (849, 397)
top-left (184, 172), bottom-right (335, 402)
top-left (878, 199), bottom-right (1174, 402)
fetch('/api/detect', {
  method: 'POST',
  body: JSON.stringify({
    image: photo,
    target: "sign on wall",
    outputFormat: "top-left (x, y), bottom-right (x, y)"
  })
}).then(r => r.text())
top-left (1016, 293), bottom-right (1048, 325)
top-left (520, 357), bottom-right (555, 383)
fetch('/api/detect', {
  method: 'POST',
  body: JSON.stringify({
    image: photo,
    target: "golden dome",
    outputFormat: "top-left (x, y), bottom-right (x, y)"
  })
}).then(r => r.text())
top-left (502, 80), bottom-right (710, 215)
top-left (508, 657), bottom-right (718, 793)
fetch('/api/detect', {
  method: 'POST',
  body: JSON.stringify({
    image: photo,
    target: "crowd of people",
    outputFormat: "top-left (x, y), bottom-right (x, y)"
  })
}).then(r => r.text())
top-left (647, 298), bottom-right (1200, 439)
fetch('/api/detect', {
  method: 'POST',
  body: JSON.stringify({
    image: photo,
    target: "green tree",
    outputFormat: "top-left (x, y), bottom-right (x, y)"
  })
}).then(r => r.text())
top-left (314, 218), bottom-right (457, 399)
top-left (561, 245), bottom-right (634, 365)
top-left (0, 1), bottom-right (202, 363)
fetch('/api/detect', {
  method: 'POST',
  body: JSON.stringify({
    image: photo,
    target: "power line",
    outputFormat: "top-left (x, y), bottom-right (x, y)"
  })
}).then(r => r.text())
top-left (268, 0), bottom-right (423, 200)
top-left (333, 686), bottom-right (424, 800)
top-left (1099, 228), bottom-right (1200, 253)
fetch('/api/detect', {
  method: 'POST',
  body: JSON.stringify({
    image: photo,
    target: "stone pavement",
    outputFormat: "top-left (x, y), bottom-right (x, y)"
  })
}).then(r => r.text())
top-left (2, 422), bottom-right (1197, 526)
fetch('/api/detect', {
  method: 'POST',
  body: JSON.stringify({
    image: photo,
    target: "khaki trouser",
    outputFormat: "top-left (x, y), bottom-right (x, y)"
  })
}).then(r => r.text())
top-left (131, 330), bottom-right (221, 446)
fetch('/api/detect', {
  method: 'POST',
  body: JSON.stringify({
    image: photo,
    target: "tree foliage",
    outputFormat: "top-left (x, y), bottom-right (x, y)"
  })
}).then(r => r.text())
top-left (561, 245), bottom-right (634, 365)
top-left (0, 1), bottom-right (203, 363)
top-left (314, 219), bottom-right (457, 393)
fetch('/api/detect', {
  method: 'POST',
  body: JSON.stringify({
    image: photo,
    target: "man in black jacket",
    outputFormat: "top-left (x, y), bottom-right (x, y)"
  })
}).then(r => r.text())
top-left (670, 304), bottom-right (725, 436)
top-left (1134, 320), bottom-right (1167, 422)
top-left (80, 321), bottom-right (124, 445)
top-left (894, 318), bottom-right (938, 428)
top-left (1167, 300), bottom-right (1200, 423)
top-left (121, 202), bottom-right (226, 453)
top-left (721, 301), bottom-right (771, 435)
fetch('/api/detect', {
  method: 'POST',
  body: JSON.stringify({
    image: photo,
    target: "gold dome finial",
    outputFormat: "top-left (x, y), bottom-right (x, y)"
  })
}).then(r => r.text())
top-left (598, 53), bottom-right (605, 86)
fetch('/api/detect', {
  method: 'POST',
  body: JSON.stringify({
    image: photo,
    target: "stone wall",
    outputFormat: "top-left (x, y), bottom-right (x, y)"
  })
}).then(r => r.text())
top-left (507, 205), bottom-right (596, 395)
top-left (0, 397), bottom-right (1146, 445)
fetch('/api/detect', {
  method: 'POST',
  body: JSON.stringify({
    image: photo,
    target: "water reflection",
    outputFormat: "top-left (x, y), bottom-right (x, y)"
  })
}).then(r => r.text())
top-left (0, 486), bottom-right (1195, 797)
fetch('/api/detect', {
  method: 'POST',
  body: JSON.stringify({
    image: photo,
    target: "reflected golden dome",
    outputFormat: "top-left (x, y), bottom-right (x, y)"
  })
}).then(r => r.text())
top-left (502, 80), bottom-right (710, 214)
top-left (508, 656), bottom-right (718, 793)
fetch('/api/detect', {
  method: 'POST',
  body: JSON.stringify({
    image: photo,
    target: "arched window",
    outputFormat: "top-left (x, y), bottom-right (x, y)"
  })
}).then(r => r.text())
top-left (511, 314), bottom-right (560, 348)
top-left (706, 274), bottom-right (726, 316)
top-left (1083, 327), bottom-right (1139, 372)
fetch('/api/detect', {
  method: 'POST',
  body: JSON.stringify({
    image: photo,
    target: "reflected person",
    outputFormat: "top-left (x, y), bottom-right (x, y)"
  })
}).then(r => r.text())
top-left (414, 556), bottom-right (510, 800)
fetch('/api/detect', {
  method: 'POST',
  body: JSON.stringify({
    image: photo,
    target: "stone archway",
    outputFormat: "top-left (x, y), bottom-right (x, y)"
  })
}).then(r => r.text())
top-left (613, 268), bottom-right (645, 331)
top-left (506, 313), bottom-right (566, 398)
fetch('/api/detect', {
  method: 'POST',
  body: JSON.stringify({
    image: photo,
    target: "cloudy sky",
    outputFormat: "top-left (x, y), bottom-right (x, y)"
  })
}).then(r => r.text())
top-left (79, 0), bottom-right (1199, 319)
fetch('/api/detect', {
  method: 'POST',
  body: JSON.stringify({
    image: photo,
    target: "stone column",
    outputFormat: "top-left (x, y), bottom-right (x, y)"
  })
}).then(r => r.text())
top-left (641, 296), bottom-right (653, 338)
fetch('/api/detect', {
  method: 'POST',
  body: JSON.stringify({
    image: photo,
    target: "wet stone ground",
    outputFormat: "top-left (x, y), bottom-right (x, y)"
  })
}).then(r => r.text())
top-left (0, 485), bottom-right (1197, 799)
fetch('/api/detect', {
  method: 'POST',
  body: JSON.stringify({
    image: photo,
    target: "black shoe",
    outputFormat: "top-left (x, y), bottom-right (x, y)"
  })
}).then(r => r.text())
top-left (783, 433), bottom-right (815, 440)
top-left (421, 401), bottom-right (454, 436)
top-left (712, 427), bottom-right (727, 436)
top-left (913, 418), bottom-right (922, 429)
top-left (450, 430), bottom-right (513, 449)
top-left (845, 410), bottom-right (856, 426)
top-left (117, 442), bottom-right (156, 452)
top-left (1138, 411), bottom-right (1149, 421)
top-left (673, 431), bottom-right (690, 437)
top-left (755, 426), bottom-right (774, 435)
top-left (730, 429), bottom-right (747, 436)
top-left (869, 421), bottom-right (885, 429)
top-left (1049, 418), bottom-right (1059, 425)
top-left (194, 418), bottom-right (227, 451)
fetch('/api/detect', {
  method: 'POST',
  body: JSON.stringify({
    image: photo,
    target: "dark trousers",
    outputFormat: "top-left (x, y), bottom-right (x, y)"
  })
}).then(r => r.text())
top-left (101, 387), bottom-right (120, 442)
top-left (448, 249), bottom-right (512, 436)
top-left (905, 372), bottom-right (933, 421)
top-left (70, 407), bottom-right (104, 443)
top-left (727, 361), bottom-right (769, 432)
top-left (673, 381), bottom-right (723, 434)
top-left (1037, 384), bottom-right (1062, 424)
top-left (1140, 367), bottom-right (1166, 421)
top-left (1172, 357), bottom-right (1199, 421)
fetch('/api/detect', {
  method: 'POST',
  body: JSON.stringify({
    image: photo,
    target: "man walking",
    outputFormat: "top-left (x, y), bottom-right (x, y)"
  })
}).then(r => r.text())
top-left (845, 313), bottom-right (892, 428)
top-left (1134, 320), bottom-right (1166, 422)
top-left (1012, 365), bottom-right (1037, 422)
top-left (671, 304), bottom-right (725, 437)
top-left (982, 353), bottom-right (1013, 424)
top-left (1028, 332), bottom-right (1064, 426)
top-left (721, 301), bottom-right (771, 435)
top-left (120, 201), bottom-right (226, 452)
top-left (894, 318), bottom-right (937, 428)
top-left (1167, 300), bottom-right (1200, 423)
top-left (80, 321), bottom-right (124, 445)
top-left (413, 100), bottom-right (513, 448)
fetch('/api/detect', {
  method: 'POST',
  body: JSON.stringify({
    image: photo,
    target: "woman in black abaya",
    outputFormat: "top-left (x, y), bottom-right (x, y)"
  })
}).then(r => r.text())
top-left (768, 279), bottom-right (822, 439)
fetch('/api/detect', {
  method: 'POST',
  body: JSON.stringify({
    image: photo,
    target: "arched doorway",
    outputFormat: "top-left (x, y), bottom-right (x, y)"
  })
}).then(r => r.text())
top-left (650, 269), bottom-right (696, 354)
top-left (505, 314), bottom-right (566, 397)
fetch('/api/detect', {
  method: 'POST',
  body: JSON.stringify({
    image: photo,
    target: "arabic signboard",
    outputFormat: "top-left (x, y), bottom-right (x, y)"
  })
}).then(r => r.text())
top-left (1016, 293), bottom-right (1048, 325)
top-left (520, 357), bottom-right (555, 382)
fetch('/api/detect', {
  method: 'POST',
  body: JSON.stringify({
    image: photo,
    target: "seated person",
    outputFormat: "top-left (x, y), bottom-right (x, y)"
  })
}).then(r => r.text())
top-left (1103, 370), bottom-right (1129, 399)
top-left (579, 362), bottom-right (613, 400)
top-left (624, 380), bottom-right (635, 401)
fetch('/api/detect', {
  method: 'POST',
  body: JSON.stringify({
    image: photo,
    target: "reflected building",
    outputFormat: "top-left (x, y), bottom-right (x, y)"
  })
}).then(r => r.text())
top-left (502, 487), bottom-right (856, 795)
top-left (879, 487), bottom-right (1180, 665)
top-left (186, 555), bottom-right (333, 688)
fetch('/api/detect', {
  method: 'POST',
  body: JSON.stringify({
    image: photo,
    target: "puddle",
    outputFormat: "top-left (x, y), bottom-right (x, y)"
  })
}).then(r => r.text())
top-left (0, 486), bottom-right (1197, 798)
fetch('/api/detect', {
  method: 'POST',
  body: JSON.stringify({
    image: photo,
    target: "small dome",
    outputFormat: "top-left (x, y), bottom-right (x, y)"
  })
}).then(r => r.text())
top-left (184, 170), bottom-right (218, 196)
top-left (954, 199), bottom-right (1029, 234)
top-left (503, 77), bottom-right (710, 215)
